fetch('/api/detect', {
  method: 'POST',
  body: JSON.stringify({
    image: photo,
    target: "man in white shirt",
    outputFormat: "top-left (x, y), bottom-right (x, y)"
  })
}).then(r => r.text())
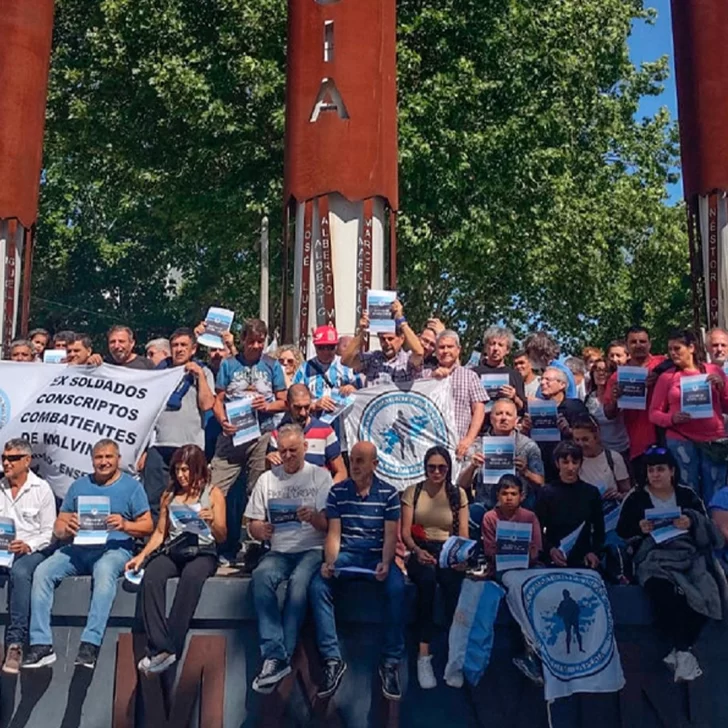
top-left (245, 424), bottom-right (332, 693)
top-left (0, 438), bottom-right (56, 674)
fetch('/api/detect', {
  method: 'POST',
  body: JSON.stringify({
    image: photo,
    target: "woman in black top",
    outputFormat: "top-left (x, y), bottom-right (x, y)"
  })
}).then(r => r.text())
top-left (617, 445), bottom-right (723, 683)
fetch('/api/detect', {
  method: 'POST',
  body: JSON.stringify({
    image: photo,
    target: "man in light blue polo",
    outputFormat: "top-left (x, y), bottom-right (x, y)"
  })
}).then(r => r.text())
top-left (309, 441), bottom-right (404, 702)
top-left (22, 439), bottom-right (153, 671)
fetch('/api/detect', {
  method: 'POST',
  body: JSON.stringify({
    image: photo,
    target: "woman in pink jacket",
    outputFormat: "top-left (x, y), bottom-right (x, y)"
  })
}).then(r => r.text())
top-left (649, 329), bottom-right (728, 504)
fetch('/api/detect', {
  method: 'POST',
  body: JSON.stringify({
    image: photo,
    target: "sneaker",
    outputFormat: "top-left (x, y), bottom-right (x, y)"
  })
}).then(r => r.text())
top-left (21, 645), bottom-right (56, 669)
top-left (663, 648), bottom-right (678, 672)
top-left (513, 654), bottom-right (544, 686)
top-left (444, 669), bottom-right (464, 689)
top-left (674, 650), bottom-right (703, 683)
top-left (417, 655), bottom-right (437, 689)
top-left (74, 642), bottom-right (99, 669)
top-left (317, 658), bottom-right (347, 699)
top-left (379, 663), bottom-right (401, 701)
top-left (146, 651), bottom-right (177, 675)
top-left (252, 658), bottom-right (291, 693)
top-left (2, 644), bottom-right (22, 675)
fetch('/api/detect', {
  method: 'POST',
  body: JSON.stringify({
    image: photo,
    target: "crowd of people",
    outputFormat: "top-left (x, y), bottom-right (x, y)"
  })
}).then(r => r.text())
top-left (2, 307), bottom-right (728, 699)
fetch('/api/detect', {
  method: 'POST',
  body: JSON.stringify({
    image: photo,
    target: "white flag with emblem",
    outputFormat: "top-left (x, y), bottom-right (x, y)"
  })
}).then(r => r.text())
top-left (344, 379), bottom-right (459, 490)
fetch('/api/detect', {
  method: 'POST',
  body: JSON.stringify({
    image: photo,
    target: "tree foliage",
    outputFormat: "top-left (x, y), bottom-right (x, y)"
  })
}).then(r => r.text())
top-left (32, 0), bottom-right (689, 354)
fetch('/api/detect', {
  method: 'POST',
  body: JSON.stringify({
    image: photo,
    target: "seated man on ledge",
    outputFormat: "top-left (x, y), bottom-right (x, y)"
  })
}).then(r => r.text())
top-left (309, 441), bottom-right (405, 701)
top-left (0, 438), bottom-right (56, 675)
top-left (23, 439), bottom-right (153, 670)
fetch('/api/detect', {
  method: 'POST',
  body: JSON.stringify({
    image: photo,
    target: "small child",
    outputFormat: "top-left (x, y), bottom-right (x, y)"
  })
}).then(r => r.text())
top-left (482, 474), bottom-right (544, 685)
top-left (482, 475), bottom-right (542, 571)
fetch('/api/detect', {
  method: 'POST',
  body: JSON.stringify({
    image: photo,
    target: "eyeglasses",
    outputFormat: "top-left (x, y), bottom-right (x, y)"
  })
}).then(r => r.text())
top-left (279, 358), bottom-right (295, 365)
top-left (1, 454), bottom-right (27, 462)
top-left (426, 463), bottom-right (448, 473)
top-left (316, 345), bottom-right (336, 351)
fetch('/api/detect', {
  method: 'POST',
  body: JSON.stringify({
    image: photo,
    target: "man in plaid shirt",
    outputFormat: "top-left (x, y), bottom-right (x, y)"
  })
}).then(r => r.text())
top-left (421, 330), bottom-right (489, 459)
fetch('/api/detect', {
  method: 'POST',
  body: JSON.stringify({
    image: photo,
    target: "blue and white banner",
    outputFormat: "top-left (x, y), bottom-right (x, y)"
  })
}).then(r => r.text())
top-left (0, 363), bottom-right (183, 498)
top-left (0, 362), bottom-right (62, 430)
top-left (344, 379), bottom-right (458, 490)
top-left (503, 569), bottom-right (625, 702)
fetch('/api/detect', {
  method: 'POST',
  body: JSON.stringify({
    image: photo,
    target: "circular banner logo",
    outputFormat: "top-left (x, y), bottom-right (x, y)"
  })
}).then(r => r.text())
top-left (523, 571), bottom-right (614, 681)
top-left (358, 390), bottom-right (449, 485)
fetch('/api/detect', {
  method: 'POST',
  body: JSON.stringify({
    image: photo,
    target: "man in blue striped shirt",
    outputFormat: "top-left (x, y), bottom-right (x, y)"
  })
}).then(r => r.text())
top-left (308, 441), bottom-right (405, 702)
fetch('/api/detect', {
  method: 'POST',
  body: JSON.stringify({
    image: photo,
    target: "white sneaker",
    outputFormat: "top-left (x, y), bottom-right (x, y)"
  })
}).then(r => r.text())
top-left (417, 655), bottom-right (437, 689)
top-left (663, 648), bottom-right (678, 672)
top-left (673, 650), bottom-right (703, 682)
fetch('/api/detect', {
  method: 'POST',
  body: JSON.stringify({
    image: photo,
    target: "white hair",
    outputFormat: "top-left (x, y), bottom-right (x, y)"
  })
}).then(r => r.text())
top-left (543, 366), bottom-right (568, 385)
top-left (436, 329), bottom-right (461, 347)
top-left (483, 325), bottom-right (515, 349)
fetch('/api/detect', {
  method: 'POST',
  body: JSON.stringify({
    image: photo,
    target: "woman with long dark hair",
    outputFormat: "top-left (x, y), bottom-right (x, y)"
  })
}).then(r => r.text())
top-left (126, 444), bottom-right (227, 675)
top-left (401, 446), bottom-right (469, 689)
top-left (585, 357), bottom-right (631, 463)
top-left (617, 445), bottom-right (724, 682)
top-left (649, 328), bottom-right (728, 504)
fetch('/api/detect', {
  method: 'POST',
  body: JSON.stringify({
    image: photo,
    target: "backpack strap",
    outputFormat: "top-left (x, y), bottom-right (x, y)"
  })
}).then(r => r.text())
top-left (604, 448), bottom-right (616, 478)
top-left (412, 481), bottom-right (425, 523)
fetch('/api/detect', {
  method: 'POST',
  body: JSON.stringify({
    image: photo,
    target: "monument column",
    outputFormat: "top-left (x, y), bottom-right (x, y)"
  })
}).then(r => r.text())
top-left (283, 0), bottom-right (398, 355)
top-left (671, 0), bottom-right (728, 329)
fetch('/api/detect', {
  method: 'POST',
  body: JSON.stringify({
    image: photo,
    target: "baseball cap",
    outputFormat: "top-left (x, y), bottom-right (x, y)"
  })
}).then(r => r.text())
top-left (313, 325), bottom-right (339, 346)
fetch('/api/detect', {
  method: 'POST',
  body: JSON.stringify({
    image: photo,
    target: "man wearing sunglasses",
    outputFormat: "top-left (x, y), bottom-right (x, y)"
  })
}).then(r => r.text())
top-left (292, 325), bottom-right (362, 415)
top-left (0, 439), bottom-right (56, 675)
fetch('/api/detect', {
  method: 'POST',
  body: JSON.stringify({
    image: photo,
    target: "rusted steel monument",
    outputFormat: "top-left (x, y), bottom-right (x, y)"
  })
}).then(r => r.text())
top-left (282, 0), bottom-right (399, 354)
top-left (0, 0), bottom-right (55, 350)
top-left (671, 0), bottom-right (728, 330)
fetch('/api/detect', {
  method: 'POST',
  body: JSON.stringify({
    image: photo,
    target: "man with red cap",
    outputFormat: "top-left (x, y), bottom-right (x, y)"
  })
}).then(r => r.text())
top-left (292, 325), bottom-right (363, 416)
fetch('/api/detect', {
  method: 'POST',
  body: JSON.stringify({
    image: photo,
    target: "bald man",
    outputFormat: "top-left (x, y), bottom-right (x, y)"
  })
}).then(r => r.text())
top-left (309, 441), bottom-right (405, 702)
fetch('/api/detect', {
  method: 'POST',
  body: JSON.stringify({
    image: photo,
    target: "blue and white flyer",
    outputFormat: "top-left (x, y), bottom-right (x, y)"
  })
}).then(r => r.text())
top-left (226, 396), bottom-right (261, 446)
top-left (320, 389), bottom-right (356, 424)
top-left (646, 507), bottom-right (686, 544)
top-left (480, 373), bottom-right (509, 411)
top-left (0, 517), bottom-right (15, 568)
top-left (495, 521), bottom-right (532, 572)
top-left (438, 536), bottom-right (477, 568)
top-left (268, 498), bottom-right (302, 529)
top-left (680, 374), bottom-right (713, 419)
top-left (482, 435), bottom-right (516, 484)
top-left (169, 503), bottom-right (211, 538)
top-left (197, 307), bottom-right (234, 349)
top-left (75, 496), bottom-right (110, 545)
top-left (617, 366), bottom-right (648, 410)
top-left (366, 290), bottom-right (396, 333)
top-left (529, 400), bottom-right (560, 441)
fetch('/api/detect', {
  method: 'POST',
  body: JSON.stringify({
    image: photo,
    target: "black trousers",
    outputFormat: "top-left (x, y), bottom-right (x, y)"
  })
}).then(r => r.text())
top-left (140, 553), bottom-right (217, 657)
top-left (407, 553), bottom-right (465, 645)
top-left (643, 577), bottom-right (707, 651)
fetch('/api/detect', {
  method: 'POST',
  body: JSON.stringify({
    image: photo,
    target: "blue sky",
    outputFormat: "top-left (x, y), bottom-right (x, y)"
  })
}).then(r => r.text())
top-left (628, 0), bottom-right (680, 201)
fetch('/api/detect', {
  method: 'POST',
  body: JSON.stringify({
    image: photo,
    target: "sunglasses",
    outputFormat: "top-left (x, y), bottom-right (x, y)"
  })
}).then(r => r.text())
top-left (645, 446), bottom-right (668, 455)
top-left (316, 345), bottom-right (336, 351)
top-left (1, 454), bottom-right (27, 462)
top-left (279, 357), bottom-right (295, 365)
top-left (426, 463), bottom-right (448, 473)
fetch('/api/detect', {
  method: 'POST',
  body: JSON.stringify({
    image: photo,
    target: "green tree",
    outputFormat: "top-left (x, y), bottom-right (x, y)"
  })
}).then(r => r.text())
top-left (32, 0), bottom-right (689, 355)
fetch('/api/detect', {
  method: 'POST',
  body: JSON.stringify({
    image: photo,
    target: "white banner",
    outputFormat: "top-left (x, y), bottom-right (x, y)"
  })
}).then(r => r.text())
top-left (0, 362), bottom-right (63, 429)
top-left (503, 569), bottom-right (625, 702)
top-left (0, 364), bottom-right (183, 498)
top-left (344, 379), bottom-right (459, 490)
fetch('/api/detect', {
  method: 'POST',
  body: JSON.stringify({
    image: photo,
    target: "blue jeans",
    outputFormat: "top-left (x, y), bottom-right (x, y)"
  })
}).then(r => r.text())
top-left (309, 551), bottom-right (405, 664)
top-left (666, 438), bottom-right (727, 506)
top-left (252, 549), bottom-right (322, 661)
top-left (30, 544), bottom-right (132, 647)
top-left (4, 550), bottom-right (47, 646)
